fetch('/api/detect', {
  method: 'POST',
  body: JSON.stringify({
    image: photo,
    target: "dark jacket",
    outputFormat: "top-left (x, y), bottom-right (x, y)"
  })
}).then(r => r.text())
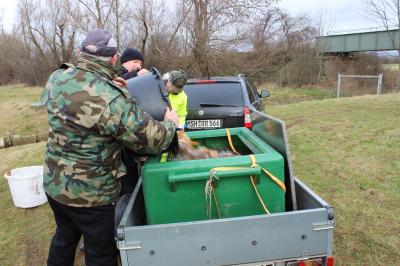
top-left (120, 66), bottom-right (138, 80)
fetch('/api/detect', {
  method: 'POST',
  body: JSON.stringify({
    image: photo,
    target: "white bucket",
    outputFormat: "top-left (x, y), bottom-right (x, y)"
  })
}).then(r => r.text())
top-left (4, 166), bottom-right (47, 208)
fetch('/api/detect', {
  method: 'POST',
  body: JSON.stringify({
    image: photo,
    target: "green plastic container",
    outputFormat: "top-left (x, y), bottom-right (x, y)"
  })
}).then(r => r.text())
top-left (142, 127), bottom-right (285, 224)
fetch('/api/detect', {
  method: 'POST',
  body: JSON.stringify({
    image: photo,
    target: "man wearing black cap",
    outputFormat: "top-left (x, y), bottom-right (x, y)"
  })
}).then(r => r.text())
top-left (41, 29), bottom-right (178, 266)
top-left (117, 48), bottom-right (149, 204)
top-left (119, 48), bottom-right (149, 80)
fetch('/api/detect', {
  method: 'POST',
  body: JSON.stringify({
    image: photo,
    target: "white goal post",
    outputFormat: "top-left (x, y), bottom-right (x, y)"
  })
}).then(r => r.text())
top-left (336, 73), bottom-right (383, 98)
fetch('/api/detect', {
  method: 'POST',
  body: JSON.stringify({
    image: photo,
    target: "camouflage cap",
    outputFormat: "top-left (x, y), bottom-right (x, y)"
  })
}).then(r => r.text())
top-left (81, 29), bottom-right (118, 57)
top-left (162, 69), bottom-right (187, 89)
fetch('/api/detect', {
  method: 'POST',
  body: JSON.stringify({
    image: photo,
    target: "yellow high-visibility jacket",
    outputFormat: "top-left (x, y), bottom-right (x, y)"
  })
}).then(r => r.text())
top-left (169, 91), bottom-right (188, 129)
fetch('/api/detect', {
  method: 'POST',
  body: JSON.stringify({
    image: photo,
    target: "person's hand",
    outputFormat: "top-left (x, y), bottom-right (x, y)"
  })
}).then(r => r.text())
top-left (164, 107), bottom-right (179, 127)
top-left (137, 69), bottom-right (150, 76)
top-left (112, 77), bottom-right (127, 87)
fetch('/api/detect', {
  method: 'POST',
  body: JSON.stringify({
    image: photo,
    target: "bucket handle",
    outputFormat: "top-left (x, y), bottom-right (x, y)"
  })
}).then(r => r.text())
top-left (168, 167), bottom-right (261, 192)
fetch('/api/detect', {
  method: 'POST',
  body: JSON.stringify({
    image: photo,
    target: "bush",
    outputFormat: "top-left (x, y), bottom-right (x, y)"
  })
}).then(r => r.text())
top-left (279, 50), bottom-right (319, 86)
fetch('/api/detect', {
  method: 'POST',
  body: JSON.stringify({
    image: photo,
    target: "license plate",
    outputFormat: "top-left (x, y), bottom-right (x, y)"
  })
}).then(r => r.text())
top-left (186, 119), bottom-right (222, 129)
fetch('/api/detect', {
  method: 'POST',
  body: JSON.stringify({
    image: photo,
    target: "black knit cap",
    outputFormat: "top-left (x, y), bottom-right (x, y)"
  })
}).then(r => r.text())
top-left (81, 29), bottom-right (117, 57)
top-left (120, 48), bottom-right (144, 64)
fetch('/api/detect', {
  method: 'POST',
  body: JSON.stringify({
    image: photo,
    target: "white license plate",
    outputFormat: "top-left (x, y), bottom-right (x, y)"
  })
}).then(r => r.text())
top-left (186, 119), bottom-right (221, 129)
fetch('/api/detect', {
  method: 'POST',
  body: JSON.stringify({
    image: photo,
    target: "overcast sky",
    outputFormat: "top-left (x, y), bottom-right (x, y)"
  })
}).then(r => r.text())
top-left (0, 0), bottom-right (384, 34)
top-left (277, 0), bottom-right (382, 34)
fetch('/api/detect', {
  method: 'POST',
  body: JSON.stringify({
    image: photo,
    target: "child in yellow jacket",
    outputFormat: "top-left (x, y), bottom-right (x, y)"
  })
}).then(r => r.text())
top-left (163, 70), bottom-right (188, 130)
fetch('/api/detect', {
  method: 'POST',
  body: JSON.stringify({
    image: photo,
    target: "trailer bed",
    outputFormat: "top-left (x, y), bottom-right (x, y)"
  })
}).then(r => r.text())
top-left (117, 112), bottom-right (334, 266)
top-left (117, 177), bottom-right (334, 265)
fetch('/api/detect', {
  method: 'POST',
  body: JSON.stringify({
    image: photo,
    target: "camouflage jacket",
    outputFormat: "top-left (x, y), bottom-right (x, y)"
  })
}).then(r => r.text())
top-left (41, 53), bottom-right (175, 207)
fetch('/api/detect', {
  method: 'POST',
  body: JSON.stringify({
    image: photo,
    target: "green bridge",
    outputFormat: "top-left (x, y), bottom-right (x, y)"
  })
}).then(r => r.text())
top-left (316, 28), bottom-right (399, 54)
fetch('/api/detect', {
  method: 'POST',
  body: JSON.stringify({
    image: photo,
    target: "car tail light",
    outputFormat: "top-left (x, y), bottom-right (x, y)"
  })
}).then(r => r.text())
top-left (243, 107), bottom-right (252, 128)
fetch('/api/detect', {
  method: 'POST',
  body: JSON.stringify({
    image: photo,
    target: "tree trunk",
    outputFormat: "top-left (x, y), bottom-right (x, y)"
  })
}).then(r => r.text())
top-left (193, 0), bottom-right (209, 78)
top-left (115, 0), bottom-right (120, 50)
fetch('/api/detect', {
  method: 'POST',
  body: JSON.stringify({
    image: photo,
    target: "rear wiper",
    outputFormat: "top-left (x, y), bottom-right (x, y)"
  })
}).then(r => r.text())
top-left (199, 103), bottom-right (237, 107)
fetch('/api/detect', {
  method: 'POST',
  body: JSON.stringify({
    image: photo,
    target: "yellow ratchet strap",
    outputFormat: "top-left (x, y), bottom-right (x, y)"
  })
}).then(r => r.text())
top-left (225, 128), bottom-right (286, 192)
top-left (205, 128), bottom-right (287, 218)
top-left (249, 154), bottom-right (286, 192)
top-left (226, 128), bottom-right (241, 155)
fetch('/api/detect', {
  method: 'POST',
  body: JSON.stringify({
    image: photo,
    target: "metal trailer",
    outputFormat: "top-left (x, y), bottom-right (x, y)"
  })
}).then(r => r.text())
top-left (117, 112), bottom-right (335, 266)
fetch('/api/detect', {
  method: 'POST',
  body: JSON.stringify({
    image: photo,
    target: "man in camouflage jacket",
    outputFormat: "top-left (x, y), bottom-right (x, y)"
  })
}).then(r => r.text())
top-left (41, 29), bottom-right (178, 266)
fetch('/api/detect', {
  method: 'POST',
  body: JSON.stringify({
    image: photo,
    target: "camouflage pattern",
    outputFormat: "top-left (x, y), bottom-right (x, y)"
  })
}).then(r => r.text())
top-left (41, 53), bottom-right (176, 207)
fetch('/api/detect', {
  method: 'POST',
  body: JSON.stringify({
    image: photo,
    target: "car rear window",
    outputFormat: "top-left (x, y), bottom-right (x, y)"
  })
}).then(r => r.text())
top-left (184, 82), bottom-right (244, 108)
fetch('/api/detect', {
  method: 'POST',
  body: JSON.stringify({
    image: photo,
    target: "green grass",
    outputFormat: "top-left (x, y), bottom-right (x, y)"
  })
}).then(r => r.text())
top-left (0, 85), bottom-right (48, 136)
top-left (268, 94), bottom-right (400, 265)
top-left (0, 85), bottom-right (399, 265)
top-left (0, 143), bottom-right (85, 265)
top-left (381, 64), bottom-right (398, 71)
top-left (264, 84), bottom-right (336, 105)
top-left (0, 85), bottom-right (83, 265)
top-left (0, 143), bottom-right (49, 265)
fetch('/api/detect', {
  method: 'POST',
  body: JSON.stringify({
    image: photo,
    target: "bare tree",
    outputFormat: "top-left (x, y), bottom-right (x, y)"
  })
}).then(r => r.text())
top-left (17, 0), bottom-right (79, 84)
top-left (0, 30), bottom-right (29, 85)
top-left (26, 0), bottom-right (77, 63)
top-left (137, 0), bottom-right (150, 54)
top-left (238, 8), bottom-right (281, 80)
top-left (240, 6), bottom-right (318, 84)
top-left (143, 0), bottom-right (193, 71)
top-left (165, 1), bottom-right (193, 54)
top-left (78, 0), bottom-right (115, 28)
top-left (364, 0), bottom-right (400, 91)
top-left (278, 12), bottom-right (314, 52)
top-left (315, 0), bottom-right (332, 85)
top-left (115, 0), bottom-right (191, 72)
top-left (114, 0), bottom-right (121, 49)
top-left (251, 8), bottom-right (281, 50)
top-left (2, 0), bottom-right (321, 87)
top-left (181, 0), bottom-right (277, 77)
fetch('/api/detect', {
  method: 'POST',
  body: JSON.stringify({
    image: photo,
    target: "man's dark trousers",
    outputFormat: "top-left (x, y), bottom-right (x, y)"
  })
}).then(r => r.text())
top-left (46, 194), bottom-right (118, 266)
